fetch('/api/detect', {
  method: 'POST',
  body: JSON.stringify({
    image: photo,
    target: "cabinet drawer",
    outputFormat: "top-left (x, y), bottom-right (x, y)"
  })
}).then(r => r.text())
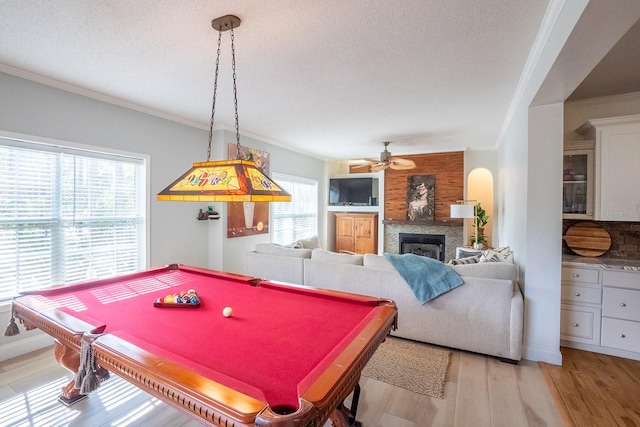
top-left (603, 287), bottom-right (640, 321)
top-left (561, 285), bottom-right (601, 304)
top-left (602, 317), bottom-right (640, 353)
top-left (603, 270), bottom-right (640, 290)
top-left (560, 305), bottom-right (601, 345)
top-left (562, 267), bottom-right (599, 284)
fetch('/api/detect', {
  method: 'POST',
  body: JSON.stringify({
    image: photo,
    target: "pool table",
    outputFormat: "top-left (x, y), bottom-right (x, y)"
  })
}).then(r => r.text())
top-left (10, 264), bottom-right (397, 427)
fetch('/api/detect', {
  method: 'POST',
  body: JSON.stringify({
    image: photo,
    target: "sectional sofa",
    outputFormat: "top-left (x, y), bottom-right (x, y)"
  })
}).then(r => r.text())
top-left (245, 244), bottom-right (523, 362)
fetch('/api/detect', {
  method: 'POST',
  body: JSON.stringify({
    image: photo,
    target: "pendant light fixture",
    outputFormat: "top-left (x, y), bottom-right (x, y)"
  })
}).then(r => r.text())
top-left (157, 15), bottom-right (291, 202)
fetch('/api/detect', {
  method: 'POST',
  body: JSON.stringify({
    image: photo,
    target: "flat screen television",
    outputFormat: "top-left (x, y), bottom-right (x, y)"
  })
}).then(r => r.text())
top-left (329, 177), bottom-right (377, 206)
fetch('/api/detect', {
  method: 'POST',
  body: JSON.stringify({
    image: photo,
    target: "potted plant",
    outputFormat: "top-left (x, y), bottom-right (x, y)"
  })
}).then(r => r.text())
top-left (469, 203), bottom-right (489, 248)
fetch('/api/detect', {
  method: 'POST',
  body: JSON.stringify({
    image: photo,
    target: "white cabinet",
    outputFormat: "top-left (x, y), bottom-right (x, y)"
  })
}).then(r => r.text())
top-left (601, 270), bottom-right (640, 354)
top-left (561, 304), bottom-right (601, 344)
top-left (562, 263), bottom-right (640, 360)
top-left (560, 266), bottom-right (601, 345)
top-left (563, 141), bottom-right (594, 219)
top-left (577, 114), bottom-right (640, 221)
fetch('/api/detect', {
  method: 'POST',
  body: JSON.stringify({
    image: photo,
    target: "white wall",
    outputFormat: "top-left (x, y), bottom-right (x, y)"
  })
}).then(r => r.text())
top-left (526, 103), bottom-right (565, 361)
top-left (0, 71), bottom-right (211, 268)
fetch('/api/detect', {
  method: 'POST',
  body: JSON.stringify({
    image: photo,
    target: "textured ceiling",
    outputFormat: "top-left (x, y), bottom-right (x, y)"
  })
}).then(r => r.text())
top-left (0, 0), bottom-right (565, 160)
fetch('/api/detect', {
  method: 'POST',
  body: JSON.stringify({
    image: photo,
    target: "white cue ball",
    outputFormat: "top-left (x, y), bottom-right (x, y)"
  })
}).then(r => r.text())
top-left (222, 306), bottom-right (233, 317)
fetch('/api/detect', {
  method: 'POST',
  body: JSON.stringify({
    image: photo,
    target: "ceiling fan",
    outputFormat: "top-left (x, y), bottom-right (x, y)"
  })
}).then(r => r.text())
top-left (352, 141), bottom-right (416, 172)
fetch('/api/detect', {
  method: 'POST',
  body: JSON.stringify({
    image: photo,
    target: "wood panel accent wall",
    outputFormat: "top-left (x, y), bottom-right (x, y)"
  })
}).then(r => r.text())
top-left (383, 151), bottom-right (464, 223)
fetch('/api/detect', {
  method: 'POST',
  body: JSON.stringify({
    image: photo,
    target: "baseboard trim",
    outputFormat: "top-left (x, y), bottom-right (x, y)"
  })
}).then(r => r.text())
top-left (523, 345), bottom-right (563, 365)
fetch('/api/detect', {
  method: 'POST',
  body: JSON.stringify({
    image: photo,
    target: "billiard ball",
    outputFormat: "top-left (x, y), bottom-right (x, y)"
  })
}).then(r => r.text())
top-left (222, 307), bottom-right (233, 317)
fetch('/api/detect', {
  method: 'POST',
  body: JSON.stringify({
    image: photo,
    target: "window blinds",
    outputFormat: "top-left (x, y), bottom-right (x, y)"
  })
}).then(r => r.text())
top-left (271, 173), bottom-right (318, 245)
top-left (0, 138), bottom-right (146, 301)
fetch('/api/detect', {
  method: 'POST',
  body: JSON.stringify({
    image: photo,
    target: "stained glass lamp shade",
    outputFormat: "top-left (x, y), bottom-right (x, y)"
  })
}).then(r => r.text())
top-left (157, 159), bottom-right (291, 202)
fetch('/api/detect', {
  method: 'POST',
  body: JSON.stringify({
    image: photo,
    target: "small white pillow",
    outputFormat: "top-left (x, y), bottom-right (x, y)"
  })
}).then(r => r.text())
top-left (449, 255), bottom-right (481, 265)
top-left (297, 235), bottom-right (320, 249)
top-left (480, 250), bottom-right (507, 263)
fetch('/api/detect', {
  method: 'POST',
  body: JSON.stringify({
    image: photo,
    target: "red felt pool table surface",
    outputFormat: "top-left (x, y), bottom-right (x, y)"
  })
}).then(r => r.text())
top-left (12, 264), bottom-right (397, 427)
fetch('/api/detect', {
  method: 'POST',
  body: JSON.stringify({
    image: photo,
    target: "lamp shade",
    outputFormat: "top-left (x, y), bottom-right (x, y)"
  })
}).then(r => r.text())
top-left (157, 159), bottom-right (291, 202)
top-left (450, 203), bottom-right (474, 218)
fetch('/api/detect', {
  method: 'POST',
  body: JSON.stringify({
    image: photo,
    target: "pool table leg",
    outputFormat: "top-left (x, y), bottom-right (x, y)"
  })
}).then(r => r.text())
top-left (53, 336), bottom-right (110, 406)
top-left (329, 383), bottom-right (363, 427)
top-left (54, 340), bottom-right (87, 405)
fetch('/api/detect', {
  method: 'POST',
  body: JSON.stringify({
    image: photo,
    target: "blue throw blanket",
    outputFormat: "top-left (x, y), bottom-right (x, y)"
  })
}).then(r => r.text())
top-left (384, 253), bottom-right (464, 304)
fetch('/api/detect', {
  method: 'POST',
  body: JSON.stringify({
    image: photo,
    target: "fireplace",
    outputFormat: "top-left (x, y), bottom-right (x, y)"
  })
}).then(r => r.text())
top-left (399, 233), bottom-right (446, 261)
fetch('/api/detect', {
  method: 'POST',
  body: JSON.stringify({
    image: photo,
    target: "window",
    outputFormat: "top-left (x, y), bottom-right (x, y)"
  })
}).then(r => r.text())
top-left (0, 136), bottom-right (146, 302)
top-left (271, 173), bottom-right (318, 245)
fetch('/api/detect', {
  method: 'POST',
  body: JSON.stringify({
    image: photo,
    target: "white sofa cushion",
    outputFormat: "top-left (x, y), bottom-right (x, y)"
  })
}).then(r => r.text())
top-left (363, 253), bottom-right (395, 271)
top-left (255, 243), bottom-right (312, 258)
top-left (311, 248), bottom-right (364, 265)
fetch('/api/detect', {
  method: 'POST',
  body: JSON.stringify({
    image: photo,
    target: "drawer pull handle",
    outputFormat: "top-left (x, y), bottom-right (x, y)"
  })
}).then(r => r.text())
top-left (620, 303), bottom-right (627, 307)
top-left (575, 293), bottom-right (581, 297)
top-left (573, 273), bottom-right (580, 277)
top-left (573, 323), bottom-right (579, 327)
top-left (620, 334), bottom-right (626, 339)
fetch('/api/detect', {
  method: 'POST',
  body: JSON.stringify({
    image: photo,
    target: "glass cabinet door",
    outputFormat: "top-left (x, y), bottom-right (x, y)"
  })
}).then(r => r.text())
top-left (563, 142), bottom-right (594, 219)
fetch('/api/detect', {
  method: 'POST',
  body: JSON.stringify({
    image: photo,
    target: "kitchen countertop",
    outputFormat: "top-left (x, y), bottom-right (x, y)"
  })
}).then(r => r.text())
top-left (563, 255), bottom-right (640, 271)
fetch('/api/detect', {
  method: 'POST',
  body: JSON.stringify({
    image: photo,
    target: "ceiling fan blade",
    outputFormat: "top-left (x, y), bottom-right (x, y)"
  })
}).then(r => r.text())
top-left (351, 163), bottom-right (371, 169)
top-left (389, 162), bottom-right (417, 170)
top-left (370, 163), bottom-right (389, 172)
top-left (387, 156), bottom-right (415, 166)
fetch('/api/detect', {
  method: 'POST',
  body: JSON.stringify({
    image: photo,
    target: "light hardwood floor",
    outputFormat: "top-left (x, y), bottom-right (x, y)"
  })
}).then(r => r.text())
top-left (1, 343), bottom-right (568, 427)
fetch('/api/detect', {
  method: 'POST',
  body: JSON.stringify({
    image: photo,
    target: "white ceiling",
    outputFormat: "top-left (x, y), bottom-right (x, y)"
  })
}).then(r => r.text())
top-left (0, 1), bottom-right (635, 161)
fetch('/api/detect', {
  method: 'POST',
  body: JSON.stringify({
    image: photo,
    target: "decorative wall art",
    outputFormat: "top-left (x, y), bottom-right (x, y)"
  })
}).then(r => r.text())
top-left (406, 175), bottom-right (435, 221)
top-left (226, 144), bottom-right (270, 238)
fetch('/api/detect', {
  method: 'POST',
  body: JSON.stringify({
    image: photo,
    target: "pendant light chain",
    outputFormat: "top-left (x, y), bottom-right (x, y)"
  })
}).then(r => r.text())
top-left (230, 27), bottom-right (241, 158)
top-left (207, 31), bottom-right (223, 162)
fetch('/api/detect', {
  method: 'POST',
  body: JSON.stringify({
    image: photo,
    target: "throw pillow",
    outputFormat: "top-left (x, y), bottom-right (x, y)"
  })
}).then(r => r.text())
top-left (297, 235), bottom-right (320, 249)
top-left (449, 255), bottom-right (481, 265)
top-left (492, 246), bottom-right (514, 263)
top-left (479, 249), bottom-right (507, 263)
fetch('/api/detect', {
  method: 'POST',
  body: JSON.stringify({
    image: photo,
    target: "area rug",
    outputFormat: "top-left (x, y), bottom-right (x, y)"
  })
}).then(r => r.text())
top-left (362, 337), bottom-right (450, 399)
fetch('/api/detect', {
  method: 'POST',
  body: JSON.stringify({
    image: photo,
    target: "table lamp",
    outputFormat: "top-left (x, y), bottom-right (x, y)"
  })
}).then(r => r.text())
top-left (450, 200), bottom-right (477, 248)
